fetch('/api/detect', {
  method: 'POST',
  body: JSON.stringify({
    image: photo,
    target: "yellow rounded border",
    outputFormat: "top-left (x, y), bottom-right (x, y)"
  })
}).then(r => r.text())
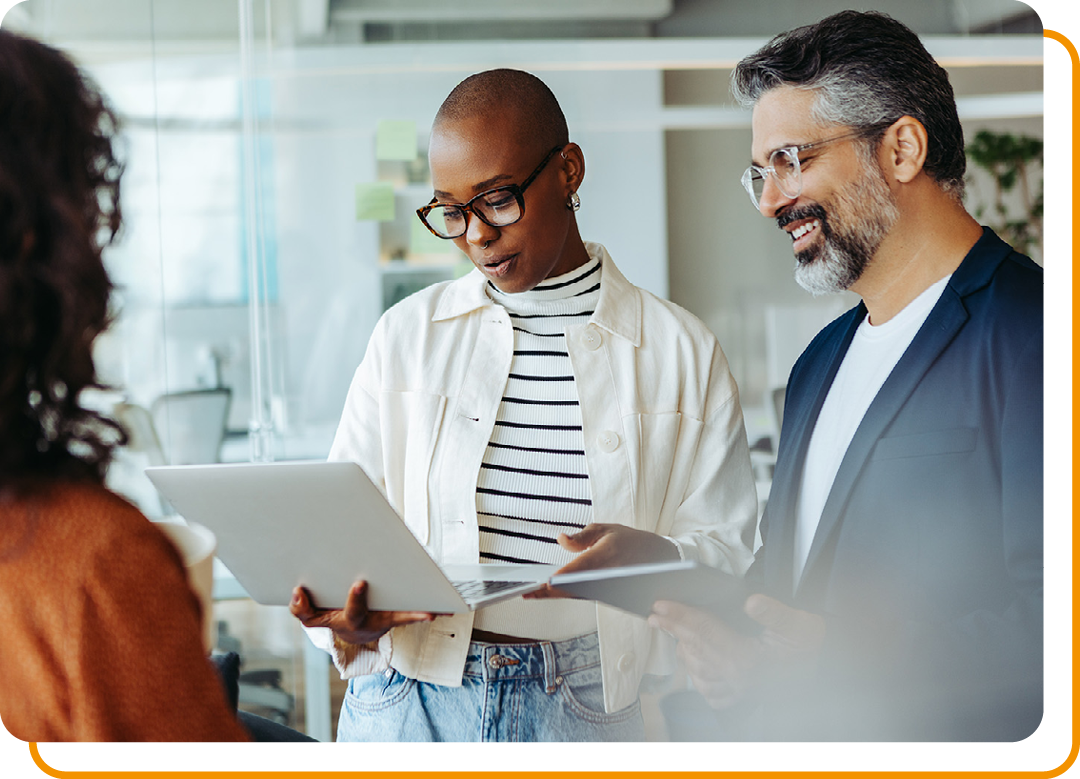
top-left (14, 27), bottom-right (1080, 777)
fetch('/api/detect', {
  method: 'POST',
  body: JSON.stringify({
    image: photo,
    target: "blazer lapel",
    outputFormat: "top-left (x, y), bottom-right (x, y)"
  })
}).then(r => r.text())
top-left (796, 288), bottom-right (971, 596)
top-left (765, 310), bottom-right (862, 599)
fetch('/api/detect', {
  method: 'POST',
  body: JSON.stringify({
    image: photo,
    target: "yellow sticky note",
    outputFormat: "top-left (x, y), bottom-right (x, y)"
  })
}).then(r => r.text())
top-left (376, 119), bottom-right (417, 161)
top-left (355, 182), bottom-right (395, 221)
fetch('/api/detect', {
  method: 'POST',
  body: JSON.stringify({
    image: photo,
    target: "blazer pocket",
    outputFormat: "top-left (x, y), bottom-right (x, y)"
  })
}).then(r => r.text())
top-left (872, 427), bottom-right (977, 461)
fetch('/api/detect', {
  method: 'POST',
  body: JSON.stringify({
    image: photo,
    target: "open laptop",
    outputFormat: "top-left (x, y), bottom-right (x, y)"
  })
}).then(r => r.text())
top-left (145, 460), bottom-right (557, 613)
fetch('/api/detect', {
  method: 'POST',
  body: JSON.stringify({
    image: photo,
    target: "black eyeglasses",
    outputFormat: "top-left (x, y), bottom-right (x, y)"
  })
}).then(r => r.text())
top-left (416, 145), bottom-right (564, 239)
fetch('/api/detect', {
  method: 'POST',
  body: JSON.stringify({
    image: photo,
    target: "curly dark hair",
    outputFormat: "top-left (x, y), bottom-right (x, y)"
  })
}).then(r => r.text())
top-left (0, 30), bottom-right (126, 488)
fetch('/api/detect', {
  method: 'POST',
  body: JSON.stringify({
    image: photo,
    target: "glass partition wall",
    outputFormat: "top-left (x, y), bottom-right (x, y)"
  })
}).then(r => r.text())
top-left (3, 0), bottom-right (1042, 741)
top-left (3, 0), bottom-right (680, 740)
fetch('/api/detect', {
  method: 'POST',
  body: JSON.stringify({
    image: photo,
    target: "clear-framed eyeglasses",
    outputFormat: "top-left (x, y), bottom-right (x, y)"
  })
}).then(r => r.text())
top-left (417, 145), bottom-right (564, 239)
top-left (740, 127), bottom-right (885, 210)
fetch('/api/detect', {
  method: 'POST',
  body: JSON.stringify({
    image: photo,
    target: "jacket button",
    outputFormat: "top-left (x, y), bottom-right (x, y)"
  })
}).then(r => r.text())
top-left (597, 430), bottom-right (620, 452)
top-left (580, 328), bottom-right (602, 351)
top-left (617, 653), bottom-right (635, 673)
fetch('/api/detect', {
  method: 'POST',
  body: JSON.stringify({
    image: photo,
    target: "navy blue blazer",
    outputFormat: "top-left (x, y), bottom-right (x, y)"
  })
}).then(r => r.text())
top-left (748, 228), bottom-right (1043, 740)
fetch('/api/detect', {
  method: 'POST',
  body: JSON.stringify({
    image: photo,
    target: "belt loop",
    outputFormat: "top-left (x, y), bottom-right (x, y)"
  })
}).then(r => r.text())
top-left (541, 641), bottom-right (558, 694)
top-left (482, 644), bottom-right (496, 682)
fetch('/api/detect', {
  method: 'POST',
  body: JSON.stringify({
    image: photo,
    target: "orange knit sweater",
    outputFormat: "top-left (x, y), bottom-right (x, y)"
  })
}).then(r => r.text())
top-left (0, 480), bottom-right (248, 741)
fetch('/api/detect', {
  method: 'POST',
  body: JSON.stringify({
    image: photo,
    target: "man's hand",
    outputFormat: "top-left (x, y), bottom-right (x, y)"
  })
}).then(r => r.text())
top-left (289, 580), bottom-right (437, 646)
top-left (525, 523), bottom-right (680, 600)
top-left (648, 594), bottom-right (826, 709)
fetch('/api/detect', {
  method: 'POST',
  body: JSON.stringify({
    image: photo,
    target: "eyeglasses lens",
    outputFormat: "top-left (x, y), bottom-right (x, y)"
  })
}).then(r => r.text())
top-left (423, 205), bottom-right (459, 238)
top-left (746, 148), bottom-right (802, 208)
top-left (771, 148), bottom-right (801, 197)
top-left (475, 189), bottom-right (522, 226)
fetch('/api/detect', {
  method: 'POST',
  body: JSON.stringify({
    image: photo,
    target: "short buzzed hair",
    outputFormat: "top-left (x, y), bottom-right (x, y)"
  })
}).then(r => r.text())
top-left (732, 10), bottom-right (966, 201)
top-left (435, 69), bottom-right (569, 152)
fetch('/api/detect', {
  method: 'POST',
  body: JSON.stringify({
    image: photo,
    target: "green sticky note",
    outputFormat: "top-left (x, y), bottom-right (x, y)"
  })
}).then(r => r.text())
top-left (376, 119), bottom-right (417, 161)
top-left (410, 215), bottom-right (454, 254)
top-left (355, 182), bottom-right (395, 221)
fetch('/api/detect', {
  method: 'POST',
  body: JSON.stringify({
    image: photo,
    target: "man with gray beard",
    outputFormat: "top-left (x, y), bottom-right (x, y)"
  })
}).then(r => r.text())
top-left (650, 10), bottom-right (1042, 741)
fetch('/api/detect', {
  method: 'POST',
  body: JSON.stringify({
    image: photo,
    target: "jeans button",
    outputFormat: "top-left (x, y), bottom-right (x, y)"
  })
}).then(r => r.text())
top-left (488, 653), bottom-right (519, 669)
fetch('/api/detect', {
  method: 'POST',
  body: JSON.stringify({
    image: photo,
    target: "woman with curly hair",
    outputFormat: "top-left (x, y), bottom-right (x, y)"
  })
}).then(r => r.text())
top-left (0, 29), bottom-right (247, 742)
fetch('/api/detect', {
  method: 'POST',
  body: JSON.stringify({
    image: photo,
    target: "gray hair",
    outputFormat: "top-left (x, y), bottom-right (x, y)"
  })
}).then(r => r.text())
top-left (732, 10), bottom-right (966, 201)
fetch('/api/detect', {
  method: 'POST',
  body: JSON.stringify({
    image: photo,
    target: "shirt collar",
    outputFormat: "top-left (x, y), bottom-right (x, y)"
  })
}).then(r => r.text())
top-left (431, 242), bottom-right (642, 347)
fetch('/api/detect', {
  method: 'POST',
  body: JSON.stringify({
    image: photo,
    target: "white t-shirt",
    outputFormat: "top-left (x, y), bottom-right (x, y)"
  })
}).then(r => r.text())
top-left (793, 276), bottom-right (951, 584)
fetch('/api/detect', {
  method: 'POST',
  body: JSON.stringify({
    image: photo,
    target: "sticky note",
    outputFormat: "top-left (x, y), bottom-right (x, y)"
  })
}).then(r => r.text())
top-left (355, 182), bottom-right (395, 221)
top-left (410, 215), bottom-right (454, 254)
top-left (376, 119), bottom-right (417, 161)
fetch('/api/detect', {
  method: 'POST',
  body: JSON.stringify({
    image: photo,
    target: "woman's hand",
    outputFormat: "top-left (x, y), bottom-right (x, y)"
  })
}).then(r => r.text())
top-left (289, 580), bottom-right (437, 646)
top-left (525, 523), bottom-right (681, 600)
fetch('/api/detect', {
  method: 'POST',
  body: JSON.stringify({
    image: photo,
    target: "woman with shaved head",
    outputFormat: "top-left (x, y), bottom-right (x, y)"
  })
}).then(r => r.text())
top-left (291, 69), bottom-right (757, 742)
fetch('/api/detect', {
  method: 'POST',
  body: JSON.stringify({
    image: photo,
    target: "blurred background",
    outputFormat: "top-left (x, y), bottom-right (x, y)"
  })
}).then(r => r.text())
top-left (2, 0), bottom-right (1043, 740)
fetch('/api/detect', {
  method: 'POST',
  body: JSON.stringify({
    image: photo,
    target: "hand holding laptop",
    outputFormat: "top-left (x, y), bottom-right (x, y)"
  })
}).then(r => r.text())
top-left (290, 579), bottom-right (439, 646)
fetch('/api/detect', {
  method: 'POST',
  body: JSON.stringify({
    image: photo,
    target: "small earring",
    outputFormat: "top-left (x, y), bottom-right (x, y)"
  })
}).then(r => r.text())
top-left (566, 191), bottom-right (581, 212)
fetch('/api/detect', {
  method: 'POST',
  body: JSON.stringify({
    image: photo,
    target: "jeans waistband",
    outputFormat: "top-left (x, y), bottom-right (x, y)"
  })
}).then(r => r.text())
top-left (464, 631), bottom-right (600, 690)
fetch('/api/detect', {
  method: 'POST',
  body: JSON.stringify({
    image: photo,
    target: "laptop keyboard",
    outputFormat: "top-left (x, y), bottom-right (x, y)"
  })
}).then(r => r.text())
top-left (451, 579), bottom-right (530, 602)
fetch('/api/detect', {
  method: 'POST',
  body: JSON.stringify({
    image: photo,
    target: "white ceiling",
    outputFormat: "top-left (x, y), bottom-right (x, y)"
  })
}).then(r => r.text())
top-left (4, 0), bottom-right (1071, 136)
top-left (2, 0), bottom-right (1041, 47)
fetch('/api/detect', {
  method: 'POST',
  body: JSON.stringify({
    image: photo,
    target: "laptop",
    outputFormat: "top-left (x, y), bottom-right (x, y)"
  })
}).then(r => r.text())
top-left (145, 460), bottom-right (557, 613)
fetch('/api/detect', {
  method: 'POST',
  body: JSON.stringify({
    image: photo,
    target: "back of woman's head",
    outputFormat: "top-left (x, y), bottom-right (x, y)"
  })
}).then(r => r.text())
top-left (0, 30), bottom-right (125, 487)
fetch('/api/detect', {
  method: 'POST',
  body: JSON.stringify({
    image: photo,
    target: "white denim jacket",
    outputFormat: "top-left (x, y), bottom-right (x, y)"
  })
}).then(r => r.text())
top-left (309, 243), bottom-right (757, 713)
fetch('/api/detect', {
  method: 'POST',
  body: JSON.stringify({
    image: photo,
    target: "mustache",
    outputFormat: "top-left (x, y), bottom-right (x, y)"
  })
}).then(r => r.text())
top-left (776, 203), bottom-right (827, 231)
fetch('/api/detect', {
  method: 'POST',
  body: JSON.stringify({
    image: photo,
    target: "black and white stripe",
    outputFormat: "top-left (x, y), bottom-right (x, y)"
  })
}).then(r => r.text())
top-left (477, 258), bottom-right (601, 566)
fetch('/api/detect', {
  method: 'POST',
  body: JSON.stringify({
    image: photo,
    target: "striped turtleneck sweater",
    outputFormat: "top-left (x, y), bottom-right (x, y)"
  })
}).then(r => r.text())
top-left (472, 254), bottom-right (602, 640)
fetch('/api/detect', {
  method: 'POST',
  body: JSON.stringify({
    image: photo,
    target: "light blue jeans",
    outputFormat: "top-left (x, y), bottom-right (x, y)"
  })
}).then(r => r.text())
top-left (336, 632), bottom-right (644, 742)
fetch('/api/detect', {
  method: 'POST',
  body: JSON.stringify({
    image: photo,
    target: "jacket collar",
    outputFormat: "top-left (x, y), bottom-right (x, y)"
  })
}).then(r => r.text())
top-left (430, 242), bottom-right (642, 347)
top-left (947, 226), bottom-right (1013, 298)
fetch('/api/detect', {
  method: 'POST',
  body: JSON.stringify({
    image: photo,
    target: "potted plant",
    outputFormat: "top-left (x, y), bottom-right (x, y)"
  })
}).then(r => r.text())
top-left (965, 129), bottom-right (1043, 261)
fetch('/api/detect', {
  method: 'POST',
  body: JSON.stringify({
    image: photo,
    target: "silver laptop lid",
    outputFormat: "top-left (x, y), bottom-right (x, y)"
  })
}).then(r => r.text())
top-left (146, 461), bottom-right (478, 612)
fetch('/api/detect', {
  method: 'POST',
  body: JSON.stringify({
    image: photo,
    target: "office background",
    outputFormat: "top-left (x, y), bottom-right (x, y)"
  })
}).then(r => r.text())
top-left (2, 0), bottom-right (1043, 740)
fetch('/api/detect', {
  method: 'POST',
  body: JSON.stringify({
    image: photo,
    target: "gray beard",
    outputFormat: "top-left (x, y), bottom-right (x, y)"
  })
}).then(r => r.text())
top-left (793, 168), bottom-right (899, 296)
top-left (794, 239), bottom-right (861, 296)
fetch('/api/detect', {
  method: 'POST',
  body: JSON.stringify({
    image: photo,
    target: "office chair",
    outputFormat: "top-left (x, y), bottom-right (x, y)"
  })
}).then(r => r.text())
top-left (150, 387), bottom-right (232, 465)
top-left (216, 622), bottom-right (296, 727)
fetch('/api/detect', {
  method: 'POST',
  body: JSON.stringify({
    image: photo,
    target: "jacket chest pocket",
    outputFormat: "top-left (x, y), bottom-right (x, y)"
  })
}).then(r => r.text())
top-left (871, 427), bottom-right (977, 461)
top-left (625, 412), bottom-right (695, 534)
top-left (379, 391), bottom-right (447, 546)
